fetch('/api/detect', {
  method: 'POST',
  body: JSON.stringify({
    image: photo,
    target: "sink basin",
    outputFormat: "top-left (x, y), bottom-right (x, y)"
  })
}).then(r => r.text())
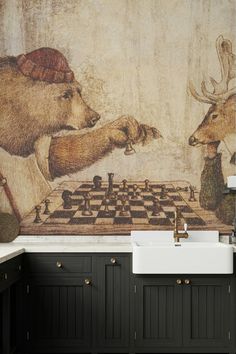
top-left (132, 231), bottom-right (233, 274)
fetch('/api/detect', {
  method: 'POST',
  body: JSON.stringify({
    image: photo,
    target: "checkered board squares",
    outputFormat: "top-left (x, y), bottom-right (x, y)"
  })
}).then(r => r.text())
top-left (44, 182), bottom-right (206, 227)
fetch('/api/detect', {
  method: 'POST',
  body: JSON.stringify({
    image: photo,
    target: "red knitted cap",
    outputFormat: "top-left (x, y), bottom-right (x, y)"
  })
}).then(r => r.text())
top-left (16, 47), bottom-right (74, 83)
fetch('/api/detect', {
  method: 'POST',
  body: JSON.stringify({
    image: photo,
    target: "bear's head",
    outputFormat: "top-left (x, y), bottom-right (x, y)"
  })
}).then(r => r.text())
top-left (0, 48), bottom-right (100, 157)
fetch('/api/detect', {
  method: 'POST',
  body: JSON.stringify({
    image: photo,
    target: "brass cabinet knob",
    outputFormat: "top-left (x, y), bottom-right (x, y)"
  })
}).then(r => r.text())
top-left (4, 273), bottom-right (8, 280)
top-left (184, 279), bottom-right (191, 285)
top-left (84, 278), bottom-right (91, 286)
top-left (110, 257), bottom-right (116, 264)
top-left (176, 279), bottom-right (182, 285)
top-left (18, 265), bottom-right (22, 271)
top-left (56, 261), bottom-right (62, 268)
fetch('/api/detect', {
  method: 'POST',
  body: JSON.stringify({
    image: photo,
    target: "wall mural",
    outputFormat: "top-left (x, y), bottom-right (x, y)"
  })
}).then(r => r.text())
top-left (0, 1), bottom-right (235, 236)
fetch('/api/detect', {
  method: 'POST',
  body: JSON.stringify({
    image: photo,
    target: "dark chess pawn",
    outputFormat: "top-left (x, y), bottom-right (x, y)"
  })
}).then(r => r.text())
top-left (62, 190), bottom-right (73, 209)
top-left (144, 179), bottom-right (152, 192)
top-left (119, 194), bottom-right (129, 216)
top-left (34, 205), bottom-right (42, 223)
top-left (132, 184), bottom-right (142, 199)
top-left (43, 199), bottom-right (51, 215)
top-left (103, 197), bottom-right (111, 216)
top-left (93, 175), bottom-right (102, 190)
top-left (160, 185), bottom-right (167, 199)
top-left (152, 196), bottom-right (160, 216)
top-left (82, 192), bottom-right (93, 216)
top-left (121, 179), bottom-right (129, 191)
top-left (189, 185), bottom-right (197, 202)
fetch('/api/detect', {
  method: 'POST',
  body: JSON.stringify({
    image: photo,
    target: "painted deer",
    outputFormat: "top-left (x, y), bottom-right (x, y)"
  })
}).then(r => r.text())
top-left (189, 35), bottom-right (236, 151)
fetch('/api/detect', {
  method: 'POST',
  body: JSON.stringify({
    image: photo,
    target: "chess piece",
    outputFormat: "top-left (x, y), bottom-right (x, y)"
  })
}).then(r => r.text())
top-left (119, 194), bottom-right (129, 216)
top-left (82, 192), bottom-right (93, 216)
top-left (34, 205), bottom-right (42, 223)
top-left (189, 185), bottom-right (197, 202)
top-left (144, 179), bottom-right (152, 192)
top-left (62, 190), bottom-right (73, 209)
top-left (124, 140), bottom-right (135, 155)
top-left (160, 185), bottom-right (167, 199)
top-left (152, 196), bottom-right (160, 216)
top-left (176, 186), bottom-right (188, 192)
top-left (132, 184), bottom-right (138, 199)
top-left (103, 197), bottom-right (111, 216)
top-left (93, 175), bottom-right (102, 190)
top-left (121, 179), bottom-right (128, 191)
top-left (43, 199), bottom-right (51, 215)
top-left (107, 173), bottom-right (116, 199)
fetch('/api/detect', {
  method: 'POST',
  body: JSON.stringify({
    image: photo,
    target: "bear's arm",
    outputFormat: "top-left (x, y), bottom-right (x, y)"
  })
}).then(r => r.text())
top-left (48, 116), bottom-right (160, 179)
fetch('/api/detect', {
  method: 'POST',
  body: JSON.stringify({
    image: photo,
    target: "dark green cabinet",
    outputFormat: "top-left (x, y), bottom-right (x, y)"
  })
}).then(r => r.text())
top-left (135, 276), bottom-right (231, 350)
top-left (135, 277), bottom-right (182, 348)
top-left (24, 276), bottom-right (92, 352)
top-left (94, 255), bottom-right (130, 348)
top-left (0, 255), bottom-right (23, 354)
top-left (183, 277), bottom-right (230, 348)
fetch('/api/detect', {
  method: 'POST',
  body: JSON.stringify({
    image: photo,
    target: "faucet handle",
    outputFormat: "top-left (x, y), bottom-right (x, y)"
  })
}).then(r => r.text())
top-left (184, 223), bottom-right (188, 233)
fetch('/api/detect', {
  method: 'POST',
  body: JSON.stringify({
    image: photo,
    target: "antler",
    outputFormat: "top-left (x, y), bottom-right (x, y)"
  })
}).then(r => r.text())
top-left (189, 35), bottom-right (236, 104)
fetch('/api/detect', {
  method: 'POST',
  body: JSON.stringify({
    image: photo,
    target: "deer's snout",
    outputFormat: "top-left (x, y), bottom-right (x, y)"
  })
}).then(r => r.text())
top-left (189, 135), bottom-right (198, 146)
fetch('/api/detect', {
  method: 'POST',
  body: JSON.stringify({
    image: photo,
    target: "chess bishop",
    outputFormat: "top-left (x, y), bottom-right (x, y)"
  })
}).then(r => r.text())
top-left (0, 47), bottom-right (161, 220)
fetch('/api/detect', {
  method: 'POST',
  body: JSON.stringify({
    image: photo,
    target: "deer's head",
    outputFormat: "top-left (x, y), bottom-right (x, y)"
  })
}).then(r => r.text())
top-left (189, 36), bottom-right (236, 147)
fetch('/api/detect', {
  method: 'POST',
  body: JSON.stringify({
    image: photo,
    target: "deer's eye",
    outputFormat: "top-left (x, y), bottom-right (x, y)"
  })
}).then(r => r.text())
top-left (212, 114), bottom-right (218, 120)
top-left (62, 90), bottom-right (73, 100)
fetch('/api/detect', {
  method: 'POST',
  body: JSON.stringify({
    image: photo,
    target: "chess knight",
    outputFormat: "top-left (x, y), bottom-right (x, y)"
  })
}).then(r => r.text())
top-left (189, 35), bottom-right (236, 225)
top-left (0, 48), bottom-right (161, 220)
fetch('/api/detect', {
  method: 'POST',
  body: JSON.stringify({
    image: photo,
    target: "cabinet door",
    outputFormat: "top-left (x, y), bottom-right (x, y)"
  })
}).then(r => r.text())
top-left (25, 276), bottom-right (92, 352)
top-left (135, 277), bottom-right (182, 347)
top-left (94, 255), bottom-right (130, 348)
top-left (183, 277), bottom-right (230, 348)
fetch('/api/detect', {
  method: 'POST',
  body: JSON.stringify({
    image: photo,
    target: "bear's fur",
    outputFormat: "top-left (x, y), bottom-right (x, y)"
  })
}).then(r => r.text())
top-left (0, 57), bottom-right (99, 157)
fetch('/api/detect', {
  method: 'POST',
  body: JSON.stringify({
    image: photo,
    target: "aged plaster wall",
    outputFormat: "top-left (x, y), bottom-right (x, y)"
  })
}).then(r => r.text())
top-left (0, 0), bottom-right (235, 190)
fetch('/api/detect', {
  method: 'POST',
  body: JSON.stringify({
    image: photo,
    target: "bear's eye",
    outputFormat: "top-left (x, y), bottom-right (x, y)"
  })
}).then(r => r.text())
top-left (62, 90), bottom-right (73, 100)
top-left (212, 114), bottom-right (218, 120)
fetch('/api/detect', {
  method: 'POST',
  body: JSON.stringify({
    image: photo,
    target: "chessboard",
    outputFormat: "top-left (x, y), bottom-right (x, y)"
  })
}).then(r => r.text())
top-left (20, 179), bottom-right (231, 235)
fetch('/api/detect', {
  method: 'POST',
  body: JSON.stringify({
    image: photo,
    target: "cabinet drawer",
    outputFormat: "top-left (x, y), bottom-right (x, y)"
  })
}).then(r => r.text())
top-left (25, 254), bottom-right (92, 274)
top-left (0, 255), bottom-right (23, 292)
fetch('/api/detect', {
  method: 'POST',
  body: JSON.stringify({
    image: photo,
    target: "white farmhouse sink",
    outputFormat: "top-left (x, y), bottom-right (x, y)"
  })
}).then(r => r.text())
top-left (132, 231), bottom-right (233, 274)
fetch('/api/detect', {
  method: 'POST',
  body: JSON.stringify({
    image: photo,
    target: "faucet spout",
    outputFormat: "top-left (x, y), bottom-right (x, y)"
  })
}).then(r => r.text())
top-left (174, 208), bottom-right (189, 242)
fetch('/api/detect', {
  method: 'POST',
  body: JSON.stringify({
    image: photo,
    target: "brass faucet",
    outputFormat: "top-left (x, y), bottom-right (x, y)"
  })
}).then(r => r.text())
top-left (174, 208), bottom-right (189, 242)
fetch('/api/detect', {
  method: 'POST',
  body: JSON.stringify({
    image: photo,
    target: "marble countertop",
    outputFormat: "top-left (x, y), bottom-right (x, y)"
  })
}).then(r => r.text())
top-left (0, 235), bottom-right (236, 264)
top-left (0, 235), bottom-right (132, 263)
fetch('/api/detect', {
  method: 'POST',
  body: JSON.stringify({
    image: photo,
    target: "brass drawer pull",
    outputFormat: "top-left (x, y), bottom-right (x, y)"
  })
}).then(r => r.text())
top-left (110, 257), bottom-right (117, 264)
top-left (184, 279), bottom-right (191, 285)
top-left (84, 278), bottom-right (91, 286)
top-left (56, 261), bottom-right (62, 268)
top-left (176, 279), bottom-right (182, 285)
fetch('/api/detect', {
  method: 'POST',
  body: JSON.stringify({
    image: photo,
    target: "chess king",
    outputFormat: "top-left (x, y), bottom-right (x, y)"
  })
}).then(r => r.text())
top-left (0, 48), bottom-right (160, 220)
